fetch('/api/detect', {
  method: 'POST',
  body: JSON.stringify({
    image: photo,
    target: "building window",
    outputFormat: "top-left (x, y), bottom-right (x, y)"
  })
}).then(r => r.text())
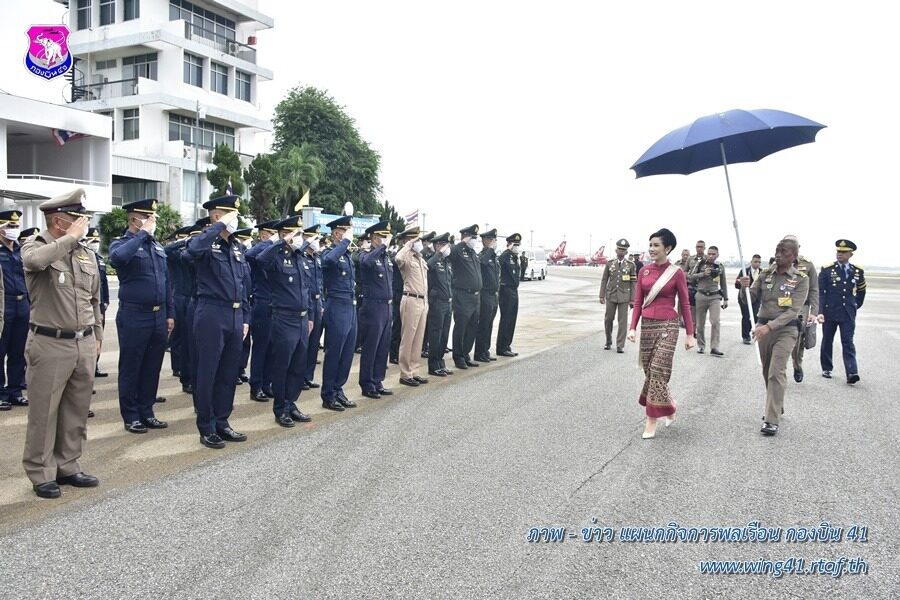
top-left (98, 110), bottom-right (114, 140)
top-left (123, 108), bottom-right (139, 140)
top-left (169, 1), bottom-right (235, 40)
top-left (100, 0), bottom-right (115, 26)
top-left (184, 52), bottom-right (202, 87)
top-left (121, 181), bottom-right (158, 204)
top-left (77, 0), bottom-right (91, 30)
top-left (211, 62), bottom-right (228, 95)
top-left (168, 114), bottom-right (234, 150)
top-left (124, 0), bottom-right (140, 21)
top-left (123, 53), bottom-right (158, 80)
top-left (236, 71), bottom-right (251, 102)
top-left (96, 58), bottom-right (116, 70)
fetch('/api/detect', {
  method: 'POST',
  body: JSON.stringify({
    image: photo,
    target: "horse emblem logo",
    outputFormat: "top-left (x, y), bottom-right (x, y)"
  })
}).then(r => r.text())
top-left (25, 25), bottom-right (72, 80)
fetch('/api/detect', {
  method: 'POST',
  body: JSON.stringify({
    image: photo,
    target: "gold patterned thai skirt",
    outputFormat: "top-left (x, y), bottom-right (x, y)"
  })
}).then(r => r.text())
top-left (638, 318), bottom-right (679, 418)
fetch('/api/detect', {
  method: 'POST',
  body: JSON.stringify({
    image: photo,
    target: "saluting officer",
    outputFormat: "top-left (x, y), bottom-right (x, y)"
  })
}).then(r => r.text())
top-left (302, 224), bottom-right (325, 389)
top-left (164, 226), bottom-right (193, 381)
top-left (449, 224), bottom-right (483, 369)
top-left (474, 228), bottom-right (500, 363)
top-left (184, 196), bottom-right (250, 449)
top-left (740, 237), bottom-right (809, 436)
top-left (181, 218), bottom-right (209, 395)
top-left (22, 189), bottom-right (101, 498)
top-left (245, 220), bottom-right (279, 401)
top-left (496, 233), bottom-right (522, 358)
top-left (427, 233), bottom-right (454, 376)
top-left (419, 231), bottom-right (436, 358)
top-left (108, 199), bottom-right (174, 434)
top-left (257, 216), bottom-right (314, 427)
top-left (358, 221), bottom-right (395, 399)
top-left (689, 244), bottom-right (728, 356)
top-left (782, 235), bottom-right (819, 383)
top-left (818, 239), bottom-right (866, 384)
top-left (234, 229), bottom-right (255, 384)
top-left (599, 238), bottom-right (636, 353)
top-left (352, 233), bottom-right (370, 353)
top-left (396, 228), bottom-right (430, 386)
top-left (320, 215), bottom-right (357, 411)
top-left (84, 228), bottom-right (109, 379)
top-left (0, 210), bottom-right (28, 410)
top-left (388, 232), bottom-right (406, 365)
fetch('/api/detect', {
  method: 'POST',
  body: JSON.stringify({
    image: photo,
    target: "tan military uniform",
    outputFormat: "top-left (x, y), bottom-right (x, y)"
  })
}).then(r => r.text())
top-left (686, 253), bottom-right (704, 334)
top-left (599, 257), bottom-right (636, 350)
top-left (688, 260), bottom-right (728, 351)
top-left (791, 256), bottom-right (819, 371)
top-left (395, 241), bottom-right (429, 379)
top-left (750, 265), bottom-right (809, 424)
top-left (21, 231), bottom-right (101, 485)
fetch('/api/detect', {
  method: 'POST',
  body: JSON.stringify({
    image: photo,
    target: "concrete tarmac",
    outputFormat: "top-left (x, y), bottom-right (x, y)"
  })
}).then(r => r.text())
top-left (1, 266), bottom-right (897, 598)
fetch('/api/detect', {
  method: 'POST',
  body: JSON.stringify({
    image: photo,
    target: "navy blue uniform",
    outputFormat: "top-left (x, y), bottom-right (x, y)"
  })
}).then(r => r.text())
top-left (165, 240), bottom-right (187, 376)
top-left (496, 249), bottom-right (520, 354)
top-left (389, 254), bottom-right (403, 362)
top-left (321, 238), bottom-right (357, 402)
top-left (449, 241), bottom-right (483, 365)
top-left (109, 230), bottom-right (173, 424)
top-left (304, 248), bottom-right (325, 384)
top-left (0, 241), bottom-right (29, 402)
top-left (185, 222), bottom-right (251, 435)
top-left (819, 261), bottom-right (866, 378)
top-left (474, 247), bottom-right (500, 359)
top-left (358, 243), bottom-right (393, 393)
top-left (245, 239), bottom-right (274, 394)
top-left (181, 245), bottom-right (200, 390)
top-left (426, 252), bottom-right (452, 373)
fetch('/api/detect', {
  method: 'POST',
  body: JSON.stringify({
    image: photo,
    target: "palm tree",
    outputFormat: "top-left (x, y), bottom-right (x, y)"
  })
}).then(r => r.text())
top-left (275, 143), bottom-right (325, 216)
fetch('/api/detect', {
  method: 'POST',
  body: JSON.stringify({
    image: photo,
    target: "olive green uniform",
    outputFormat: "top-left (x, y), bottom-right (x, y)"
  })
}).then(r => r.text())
top-left (791, 256), bottom-right (819, 372)
top-left (688, 261), bottom-right (728, 351)
top-left (599, 257), bottom-right (635, 349)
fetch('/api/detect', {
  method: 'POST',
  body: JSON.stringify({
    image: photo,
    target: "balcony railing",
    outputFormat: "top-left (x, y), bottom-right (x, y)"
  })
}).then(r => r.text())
top-left (72, 78), bottom-right (139, 102)
top-left (7, 174), bottom-right (110, 187)
top-left (184, 21), bottom-right (257, 64)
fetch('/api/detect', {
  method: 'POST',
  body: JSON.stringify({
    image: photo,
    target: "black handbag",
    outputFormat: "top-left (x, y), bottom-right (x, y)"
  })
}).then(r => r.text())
top-left (803, 321), bottom-right (817, 350)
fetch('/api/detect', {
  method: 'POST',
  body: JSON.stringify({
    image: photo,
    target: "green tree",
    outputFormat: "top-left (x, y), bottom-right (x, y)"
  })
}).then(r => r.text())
top-left (381, 200), bottom-right (406, 235)
top-left (207, 144), bottom-right (246, 215)
top-left (276, 143), bottom-right (325, 216)
top-left (97, 204), bottom-right (184, 252)
top-left (244, 153), bottom-right (280, 223)
top-left (272, 86), bottom-right (382, 215)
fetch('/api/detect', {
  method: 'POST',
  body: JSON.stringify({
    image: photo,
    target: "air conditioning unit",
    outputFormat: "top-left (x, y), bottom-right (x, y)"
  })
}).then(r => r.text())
top-left (92, 74), bottom-right (109, 85)
top-left (227, 42), bottom-right (239, 56)
top-left (184, 146), bottom-right (194, 160)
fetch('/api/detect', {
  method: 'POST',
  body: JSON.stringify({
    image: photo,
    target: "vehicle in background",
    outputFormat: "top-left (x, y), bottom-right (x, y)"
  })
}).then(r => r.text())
top-left (521, 247), bottom-right (548, 280)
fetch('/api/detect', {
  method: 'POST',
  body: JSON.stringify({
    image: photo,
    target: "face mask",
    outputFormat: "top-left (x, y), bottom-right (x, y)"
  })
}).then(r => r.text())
top-left (441, 245), bottom-right (451, 258)
top-left (413, 240), bottom-right (424, 254)
top-left (2, 228), bottom-right (20, 241)
top-left (310, 239), bottom-right (320, 252)
top-left (225, 219), bottom-right (238, 234)
top-left (511, 245), bottom-right (520, 255)
top-left (466, 238), bottom-right (477, 250)
top-left (291, 238), bottom-right (304, 251)
top-left (88, 241), bottom-right (101, 253)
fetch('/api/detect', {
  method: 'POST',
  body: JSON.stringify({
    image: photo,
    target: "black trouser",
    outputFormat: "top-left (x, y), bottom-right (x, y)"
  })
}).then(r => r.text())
top-left (451, 289), bottom-right (480, 364)
top-left (496, 286), bottom-right (519, 353)
top-left (427, 298), bottom-right (452, 372)
top-left (474, 289), bottom-right (499, 358)
top-left (389, 293), bottom-right (402, 360)
top-left (739, 299), bottom-right (760, 341)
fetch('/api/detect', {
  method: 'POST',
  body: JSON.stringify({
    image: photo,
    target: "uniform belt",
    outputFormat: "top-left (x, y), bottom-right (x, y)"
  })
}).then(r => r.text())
top-left (363, 297), bottom-right (393, 304)
top-left (119, 301), bottom-right (163, 312)
top-left (482, 288), bottom-right (498, 294)
top-left (5, 294), bottom-right (27, 301)
top-left (313, 293), bottom-right (321, 299)
top-left (453, 287), bottom-right (480, 295)
top-left (402, 291), bottom-right (425, 299)
top-left (271, 307), bottom-right (308, 317)
top-left (697, 290), bottom-right (722, 296)
top-left (198, 296), bottom-right (242, 309)
top-left (30, 325), bottom-right (93, 339)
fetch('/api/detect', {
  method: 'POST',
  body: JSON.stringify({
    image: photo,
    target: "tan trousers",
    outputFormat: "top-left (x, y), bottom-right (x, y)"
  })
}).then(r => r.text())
top-left (759, 325), bottom-right (798, 425)
top-left (604, 301), bottom-right (629, 349)
top-left (791, 305), bottom-right (811, 370)
top-left (22, 332), bottom-right (96, 485)
top-left (399, 296), bottom-right (428, 379)
top-left (695, 293), bottom-right (722, 350)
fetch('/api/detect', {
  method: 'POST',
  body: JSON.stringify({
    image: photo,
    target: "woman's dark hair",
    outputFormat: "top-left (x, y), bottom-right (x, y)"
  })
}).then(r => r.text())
top-left (649, 228), bottom-right (677, 254)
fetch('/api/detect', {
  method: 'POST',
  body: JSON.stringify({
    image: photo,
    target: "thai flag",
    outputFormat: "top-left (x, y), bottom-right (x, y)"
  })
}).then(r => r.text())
top-left (51, 129), bottom-right (87, 146)
top-left (226, 179), bottom-right (234, 195)
top-left (404, 209), bottom-right (418, 226)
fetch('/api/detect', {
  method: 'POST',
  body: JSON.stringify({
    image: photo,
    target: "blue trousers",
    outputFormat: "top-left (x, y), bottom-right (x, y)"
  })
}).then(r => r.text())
top-left (358, 300), bottom-right (391, 393)
top-left (116, 307), bottom-right (167, 423)
top-left (322, 297), bottom-right (357, 401)
top-left (305, 299), bottom-right (324, 383)
top-left (820, 318), bottom-right (858, 376)
top-left (193, 301), bottom-right (243, 435)
top-left (0, 297), bottom-right (29, 399)
top-left (181, 297), bottom-right (196, 387)
top-left (249, 300), bottom-right (273, 392)
top-left (269, 311), bottom-right (309, 416)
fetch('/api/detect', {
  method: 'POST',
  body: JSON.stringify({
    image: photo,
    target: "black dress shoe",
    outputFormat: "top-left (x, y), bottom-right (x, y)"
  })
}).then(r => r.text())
top-left (235, 377), bottom-right (244, 385)
top-left (604, 343), bottom-right (612, 350)
top-left (399, 377), bottom-right (420, 386)
top-left (389, 357), bottom-right (399, 364)
top-left (428, 370), bottom-right (447, 377)
top-left (141, 417), bottom-right (168, 429)
top-left (301, 382), bottom-right (310, 390)
top-left (822, 371), bottom-right (832, 379)
top-left (182, 384), bottom-right (193, 394)
top-left (94, 369), bottom-right (108, 378)
top-left (498, 350), bottom-right (517, 357)
top-left (0, 400), bottom-right (10, 411)
top-left (239, 372), bottom-right (249, 383)
top-left (376, 388), bottom-right (393, 395)
top-left (337, 396), bottom-right (357, 408)
top-left (442, 368), bottom-right (454, 375)
top-left (697, 348), bottom-right (705, 354)
top-left (8, 395), bottom-right (28, 406)
top-left (355, 347), bottom-right (362, 354)
top-left (710, 349), bottom-right (724, 357)
top-left (217, 427), bottom-right (247, 442)
top-left (56, 472), bottom-right (99, 487)
top-left (793, 368), bottom-right (804, 383)
top-left (453, 361), bottom-right (468, 370)
top-left (305, 380), bottom-right (320, 388)
top-left (465, 360), bottom-right (480, 368)
top-left (742, 339), bottom-right (752, 345)
top-left (362, 390), bottom-right (382, 399)
top-left (488, 356), bottom-right (497, 362)
top-left (413, 376), bottom-right (429, 384)
top-left (760, 422), bottom-right (779, 436)
top-left (250, 389), bottom-right (269, 402)
top-left (616, 348), bottom-right (624, 354)
top-left (847, 374), bottom-right (860, 384)
top-left (276, 414), bottom-right (295, 428)
top-left (421, 350), bottom-right (429, 358)
top-left (87, 410), bottom-right (95, 418)
top-left (173, 370), bottom-right (181, 378)
top-left (473, 355), bottom-right (491, 363)
top-left (262, 387), bottom-right (275, 398)
top-left (155, 396), bottom-right (166, 403)
top-left (200, 433), bottom-right (226, 449)
top-left (33, 481), bottom-right (61, 499)
top-left (289, 408), bottom-right (312, 422)
top-left (125, 420), bottom-right (148, 434)
top-left (322, 399), bottom-right (345, 411)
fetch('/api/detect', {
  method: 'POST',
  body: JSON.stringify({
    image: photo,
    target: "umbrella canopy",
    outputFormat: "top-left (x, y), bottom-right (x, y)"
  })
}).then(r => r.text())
top-left (631, 109), bottom-right (826, 178)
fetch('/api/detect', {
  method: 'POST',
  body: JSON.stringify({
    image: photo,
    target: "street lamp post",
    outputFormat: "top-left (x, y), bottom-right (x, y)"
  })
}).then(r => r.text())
top-left (530, 229), bottom-right (533, 248)
top-left (193, 100), bottom-right (206, 221)
top-left (422, 212), bottom-right (427, 231)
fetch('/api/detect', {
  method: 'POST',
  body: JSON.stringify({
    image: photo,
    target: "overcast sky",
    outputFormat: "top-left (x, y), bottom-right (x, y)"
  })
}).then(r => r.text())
top-left (3, 1), bottom-right (895, 268)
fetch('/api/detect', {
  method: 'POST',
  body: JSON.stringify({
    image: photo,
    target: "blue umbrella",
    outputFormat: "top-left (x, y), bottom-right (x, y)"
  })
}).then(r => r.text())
top-left (630, 108), bottom-right (826, 309)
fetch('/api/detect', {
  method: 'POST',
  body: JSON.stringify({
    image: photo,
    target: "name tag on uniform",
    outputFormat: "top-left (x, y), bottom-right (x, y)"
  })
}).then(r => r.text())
top-left (778, 297), bottom-right (792, 307)
top-left (622, 275), bottom-right (630, 281)
top-left (713, 276), bottom-right (720, 282)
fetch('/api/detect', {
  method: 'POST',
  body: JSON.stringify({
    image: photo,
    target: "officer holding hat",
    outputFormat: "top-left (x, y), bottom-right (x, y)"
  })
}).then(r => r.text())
top-left (818, 239), bottom-right (866, 384)
top-left (108, 198), bottom-right (174, 433)
top-left (320, 215), bottom-right (357, 411)
top-left (184, 195), bottom-right (251, 449)
top-left (449, 224), bottom-right (483, 369)
top-left (21, 188), bottom-right (101, 498)
top-left (474, 228), bottom-right (500, 363)
top-left (244, 220), bottom-right (280, 401)
top-left (0, 209), bottom-right (27, 409)
top-left (358, 220), bottom-right (395, 398)
top-left (599, 238), bottom-right (637, 353)
top-left (302, 224), bottom-right (325, 389)
top-left (426, 233), bottom-right (454, 376)
top-left (496, 233), bottom-right (523, 357)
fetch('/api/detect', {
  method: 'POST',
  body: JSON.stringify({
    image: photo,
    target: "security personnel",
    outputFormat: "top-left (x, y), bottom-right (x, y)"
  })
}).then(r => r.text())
top-left (320, 215), bottom-right (357, 411)
top-left (21, 188), bottom-right (101, 498)
top-left (449, 224), bottom-right (483, 369)
top-left (108, 199), bottom-right (174, 434)
top-left (427, 233), bottom-right (453, 376)
top-left (257, 216), bottom-right (313, 426)
top-left (164, 226), bottom-right (193, 380)
top-left (358, 221), bottom-right (395, 398)
top-left (688, 244), bottom-right (728, 356)
top-left (84, 228), bottom-right (109, 378)
top-left (181, 217), bottom-right (209, 394)
top-left (735, 254), bottom-right (763, 344)
top-left (496, 233), bottom-right (521, 358)
top-left (778, 235), bottom-right (819, 382)
top-left (0, 210), bottom-right (27, 410)
top-left (599, 238), bottom-right (636, 353)
top-left (184, 196), bottom-right (250, 449)
top-left (419, 231), bottom-right (436, 358)
top-left (235, 227), bottom-right (254, 384)
top-left (396, 227), bottom-right (430, 386)
top-left (686, 240), bottom-right (706, 335)
top-left (818, 239), bottom-right (866, 384)
top-left (474, 228), bottom-right (500, 363)
top-left (388, 232), bottom-right (406, 365)
top-left (302, 224), bottom-right (325, 389)
top-left (740, 237), bottom-right (809, 436)
top-left (245, 220), bottom-right (279, 401)
top-left (352, 233), bottom-right (370, 353)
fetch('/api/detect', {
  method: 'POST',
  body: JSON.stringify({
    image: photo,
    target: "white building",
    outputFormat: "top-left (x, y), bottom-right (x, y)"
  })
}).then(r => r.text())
top-left (58, 0), bottom-right (274, 221)
top-left (0, 93), bottom-right (112, 228)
